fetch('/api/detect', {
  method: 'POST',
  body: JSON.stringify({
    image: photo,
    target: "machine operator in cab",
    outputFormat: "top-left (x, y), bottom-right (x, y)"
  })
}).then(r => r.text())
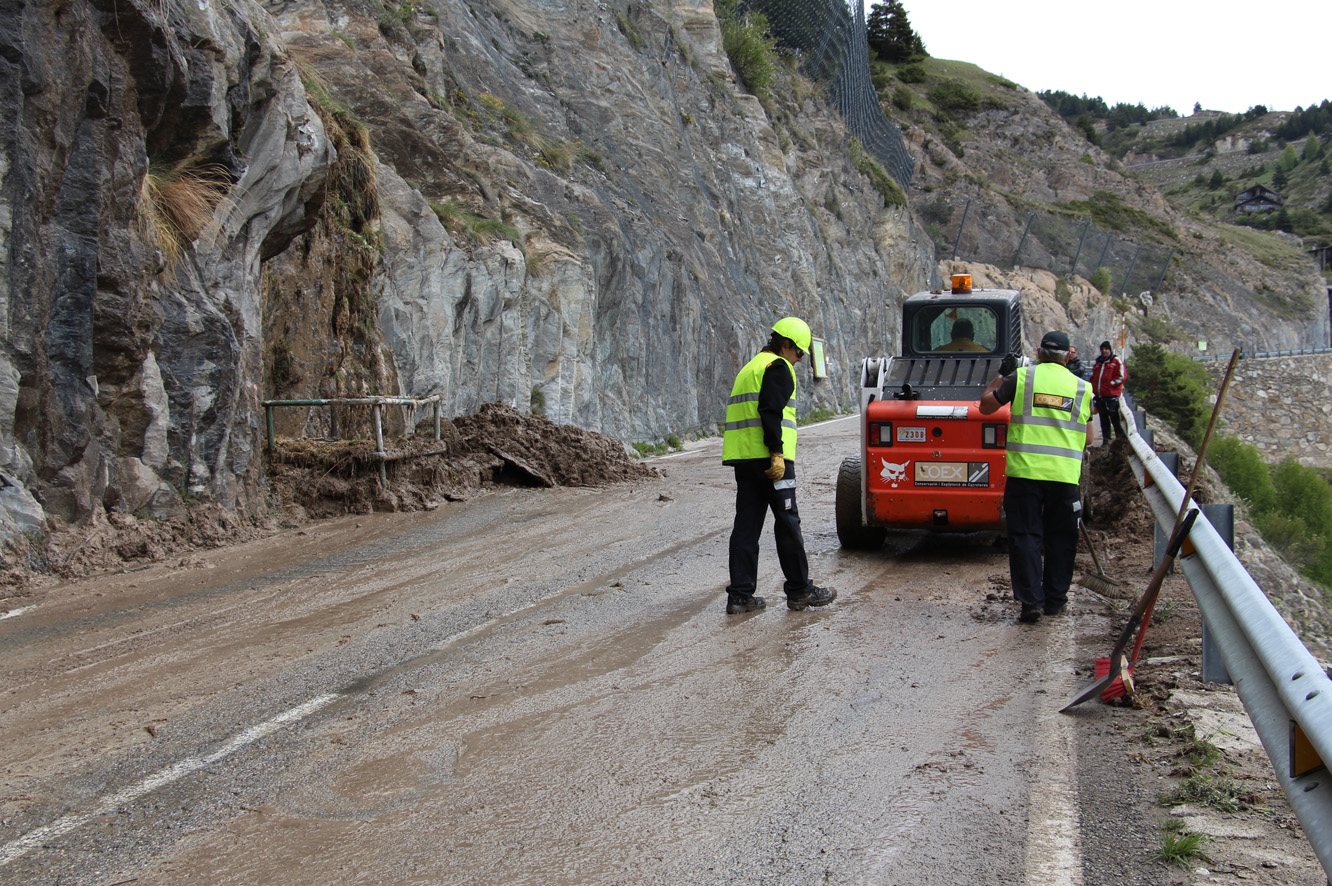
top-left (721, 317), bottom-right (836, 615)
top-left (978, 330), bottom-right (1093, 624)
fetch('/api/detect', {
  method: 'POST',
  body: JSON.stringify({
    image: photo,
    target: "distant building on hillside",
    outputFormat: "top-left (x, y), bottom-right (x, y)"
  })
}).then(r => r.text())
top-left (1309, 243), bottom-right (1332, 272)
top-left (1234, 184), bottom-right (1284, 213)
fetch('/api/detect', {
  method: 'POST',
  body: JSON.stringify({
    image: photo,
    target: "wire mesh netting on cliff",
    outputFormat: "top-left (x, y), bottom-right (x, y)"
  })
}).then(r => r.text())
top-left (748, 0), bottom-right (914, 188)
top-left (927, 199), bottom-right (1176, 296)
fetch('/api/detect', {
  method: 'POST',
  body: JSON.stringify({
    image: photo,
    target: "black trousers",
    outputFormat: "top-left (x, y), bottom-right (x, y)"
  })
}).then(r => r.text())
top-left (1095, 395), bottom-right (1124, 441)
top-left (1004, 475), bottom-right (1080, 611)
top-left (727, 462), bottom-right (811, 599)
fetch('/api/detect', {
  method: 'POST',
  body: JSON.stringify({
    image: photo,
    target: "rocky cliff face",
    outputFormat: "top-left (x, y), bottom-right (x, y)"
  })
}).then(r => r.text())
top-left (900, 76), bottom-right (1329, 354)
top-left (1, 0), bottom-right (336, 540)
top-left (0, 0), bottom-right (936, 543)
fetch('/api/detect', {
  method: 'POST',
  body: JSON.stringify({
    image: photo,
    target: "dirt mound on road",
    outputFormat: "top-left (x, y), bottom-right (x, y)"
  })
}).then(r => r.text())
top-left (2, 403), bottom-right (656, 592)
top-left (455, 402), bottom-right (657, 487)
top-left (268, 402), bottom-right (656, 518)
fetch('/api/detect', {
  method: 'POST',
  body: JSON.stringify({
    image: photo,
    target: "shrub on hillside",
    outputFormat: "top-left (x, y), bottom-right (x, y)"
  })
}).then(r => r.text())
top-left (1273, 459), bottom-right (1332, 539)
top-left (1254, 511), bottom-right (1326, 575)
top-left (1125, 344), bottom-right (1211, 447)
top-left (928, 81), bottom-right (980, 117)
top-left (1089, 266), bottom-right (1112, 293)
top-left (1208, 436), bottom-right (1276, 512)
top-left (716, 0), bottom-right (778, 98)
top-left (897, 63), bottom-right (927, 84)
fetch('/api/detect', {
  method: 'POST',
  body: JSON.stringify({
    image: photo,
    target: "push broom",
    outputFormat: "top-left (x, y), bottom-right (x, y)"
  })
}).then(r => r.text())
top-left (1064, 348), bottom-right (1241, 710)
top-left (1076, 519), bottom-right (1121, 596)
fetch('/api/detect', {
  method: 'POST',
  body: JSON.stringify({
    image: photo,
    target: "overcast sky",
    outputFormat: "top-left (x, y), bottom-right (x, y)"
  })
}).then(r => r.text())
top-left (899, 1), bottom-right (1331, 117)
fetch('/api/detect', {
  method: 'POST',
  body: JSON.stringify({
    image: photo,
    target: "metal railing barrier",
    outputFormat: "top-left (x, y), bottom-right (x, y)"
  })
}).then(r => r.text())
top-left (261, 395), bottom-right (444, 485)
top-left (1121, 406), bottom-right (1332, 877)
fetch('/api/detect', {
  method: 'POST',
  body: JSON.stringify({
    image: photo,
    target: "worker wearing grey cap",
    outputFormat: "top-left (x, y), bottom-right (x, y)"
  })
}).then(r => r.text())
top-left (979, 330), bottom-right (1093, 623)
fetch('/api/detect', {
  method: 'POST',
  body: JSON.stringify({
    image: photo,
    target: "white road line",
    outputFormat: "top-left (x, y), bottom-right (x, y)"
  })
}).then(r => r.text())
top-left (1023, 622), bottom-right (1085, 886)
top-left (0, 606), bottom-right (35, 621)
top-left (0, 692), bottom-right (341, 867)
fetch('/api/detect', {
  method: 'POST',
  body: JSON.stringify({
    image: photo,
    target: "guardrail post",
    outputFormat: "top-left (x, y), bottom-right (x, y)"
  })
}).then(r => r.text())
top-left (265, 405), bottom-right (274, 452)
top-left (1154, 452), bottom-right (1180, 569)
top-left (1201, 503), bottom-right (1235, 684)
top-left (434, 398), bottom-right (442, 441)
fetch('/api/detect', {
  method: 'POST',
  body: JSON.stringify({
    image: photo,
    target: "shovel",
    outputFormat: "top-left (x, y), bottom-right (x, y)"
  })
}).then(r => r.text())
top-left (1061, 508), bottom-right (1198, 711)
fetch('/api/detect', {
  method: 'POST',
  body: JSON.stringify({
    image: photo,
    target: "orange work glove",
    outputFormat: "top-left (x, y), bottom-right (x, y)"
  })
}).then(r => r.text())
top-left (764, 452), bottom-right (785, 481)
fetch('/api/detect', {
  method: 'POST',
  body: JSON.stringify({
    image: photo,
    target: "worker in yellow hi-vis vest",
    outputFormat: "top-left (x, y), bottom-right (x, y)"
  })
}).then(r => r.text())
top-left (979, 330), bottom-right (1093, 624)
top-left (721, 317), bottom-right (836, 615)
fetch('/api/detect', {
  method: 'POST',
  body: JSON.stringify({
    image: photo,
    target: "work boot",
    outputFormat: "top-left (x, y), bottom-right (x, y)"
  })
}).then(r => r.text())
top-left (726, 593), bottom-right (767, 614)
top-left (1019, 605), bottom-right (1042, 624)
top-left (787, 586), bottom-right (837, 611)
top-left (1043, 601), bottom-right (1067, 616)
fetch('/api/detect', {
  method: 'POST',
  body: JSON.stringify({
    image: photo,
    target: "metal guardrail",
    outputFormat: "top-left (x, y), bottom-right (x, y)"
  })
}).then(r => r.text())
top-left (1194, 347), bottom-right (1332, 360)
top-left (1123, 408), bottom-right (1332, 876)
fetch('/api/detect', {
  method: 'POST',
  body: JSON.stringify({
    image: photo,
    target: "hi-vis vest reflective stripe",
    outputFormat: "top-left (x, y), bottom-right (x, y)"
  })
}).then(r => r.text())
top-left (1007, 362), bottom-right (1091, 484)
top-left (722, 351), bottom-right (797, 462)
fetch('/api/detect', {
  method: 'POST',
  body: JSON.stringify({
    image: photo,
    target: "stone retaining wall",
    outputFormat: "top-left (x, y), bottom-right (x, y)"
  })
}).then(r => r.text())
top-left (1202, 353), bottom-right (1332, 468)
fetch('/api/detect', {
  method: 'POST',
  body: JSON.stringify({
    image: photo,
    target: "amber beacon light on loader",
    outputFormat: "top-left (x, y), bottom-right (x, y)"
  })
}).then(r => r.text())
top-left (835, 275), bottom-right (1027, 549)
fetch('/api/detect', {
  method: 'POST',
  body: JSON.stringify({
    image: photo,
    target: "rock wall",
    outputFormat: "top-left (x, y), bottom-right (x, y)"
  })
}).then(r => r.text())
top-left (0, 0), bottom-right (938, 544)
top-left (1203, 353), bottom-right (1332, 468)
top-left (261, 0), bottom-right (937, 441)
top-left (0, 0), bottom-right (334, 542)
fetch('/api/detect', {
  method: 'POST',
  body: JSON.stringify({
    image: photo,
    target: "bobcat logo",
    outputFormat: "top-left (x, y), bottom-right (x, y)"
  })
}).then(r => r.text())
top-left (880, 458), bottom-right (910, 488)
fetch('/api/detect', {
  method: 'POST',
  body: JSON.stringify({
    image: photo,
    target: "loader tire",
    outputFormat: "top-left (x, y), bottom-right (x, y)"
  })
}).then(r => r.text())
top-left (836, 455), bottom-right (886, 550)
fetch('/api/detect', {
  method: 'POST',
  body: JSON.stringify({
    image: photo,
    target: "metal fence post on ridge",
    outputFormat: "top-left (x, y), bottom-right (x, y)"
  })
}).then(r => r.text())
top-left (1012, 212), bottom-right (1036, 268)
top-left (1070, 219), bottom-right (1091, 278)
top-left (951, 198), bottom-right (971, 262)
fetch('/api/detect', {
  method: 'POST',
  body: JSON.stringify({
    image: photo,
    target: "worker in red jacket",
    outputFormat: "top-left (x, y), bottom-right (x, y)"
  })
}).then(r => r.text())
top-left (1089, 340), bottom-right (1125, 445)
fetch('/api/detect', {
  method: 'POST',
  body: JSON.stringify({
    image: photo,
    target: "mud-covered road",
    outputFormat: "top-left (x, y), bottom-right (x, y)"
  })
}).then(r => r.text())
top-left (0, 417), bottom-right (1246, 885)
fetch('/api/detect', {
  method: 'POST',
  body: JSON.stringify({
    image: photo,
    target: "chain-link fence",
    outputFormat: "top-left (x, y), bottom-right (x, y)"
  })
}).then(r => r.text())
top-left (748, 0), bottom-right (914, 188)
top-left (927, 198), bottom-right (1175, 296)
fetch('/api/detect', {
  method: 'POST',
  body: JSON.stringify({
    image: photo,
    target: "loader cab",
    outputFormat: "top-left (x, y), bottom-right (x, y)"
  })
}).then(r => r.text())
top-left (901, 290), bottom-right (1023, 359)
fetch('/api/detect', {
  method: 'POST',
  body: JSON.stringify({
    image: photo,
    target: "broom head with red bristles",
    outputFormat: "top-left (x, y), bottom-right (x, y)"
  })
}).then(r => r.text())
top-left (1094, 654), bottom-right (1134, 701)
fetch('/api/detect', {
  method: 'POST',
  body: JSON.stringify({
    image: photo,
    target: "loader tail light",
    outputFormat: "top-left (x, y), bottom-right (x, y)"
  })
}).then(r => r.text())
top-left (868, 421), bottom-right (893, 446)
top-left (982, 422), bottom-right (1007, 449)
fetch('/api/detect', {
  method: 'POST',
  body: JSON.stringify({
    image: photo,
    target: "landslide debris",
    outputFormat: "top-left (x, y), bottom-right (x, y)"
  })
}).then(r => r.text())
top-left (1, 403), bottom-right (656, 592)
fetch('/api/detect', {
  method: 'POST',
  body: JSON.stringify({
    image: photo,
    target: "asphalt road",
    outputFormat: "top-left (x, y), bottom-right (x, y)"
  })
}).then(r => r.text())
top-left (0, 417), bottom-right (1177, 885)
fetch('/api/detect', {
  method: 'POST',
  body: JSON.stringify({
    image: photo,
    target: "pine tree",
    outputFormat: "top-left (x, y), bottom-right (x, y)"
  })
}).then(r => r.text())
top-left (867, 1), bottom-right (926, 63)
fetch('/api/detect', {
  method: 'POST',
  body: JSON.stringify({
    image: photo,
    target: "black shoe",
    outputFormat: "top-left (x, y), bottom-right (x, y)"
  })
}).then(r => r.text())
top-left (1019, 606), bottom-right (1042, 624)
top-left (726, 593), bottom-right (767, 614)
top-left (1043, 602), bottom-right (1067, 616)
top-left (787, 586), bottom-right (837, 611)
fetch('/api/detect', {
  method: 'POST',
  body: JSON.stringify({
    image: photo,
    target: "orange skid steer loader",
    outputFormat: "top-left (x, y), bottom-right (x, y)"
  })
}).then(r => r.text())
top-left (836, 279), bottom-right (1026, 549)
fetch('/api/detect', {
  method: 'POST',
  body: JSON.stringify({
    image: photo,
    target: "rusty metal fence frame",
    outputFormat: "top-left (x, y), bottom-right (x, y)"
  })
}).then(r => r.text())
top-left (261, 395), bottom-right (444, 485)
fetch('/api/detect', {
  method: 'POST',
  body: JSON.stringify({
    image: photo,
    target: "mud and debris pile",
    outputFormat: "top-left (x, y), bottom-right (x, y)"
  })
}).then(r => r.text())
top-left (268, 402), bottom-right (657, 519)
top-left (1084, 437), bottom-right (1157, 536)
top-left (2, 403), bottom-right (657, 590)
